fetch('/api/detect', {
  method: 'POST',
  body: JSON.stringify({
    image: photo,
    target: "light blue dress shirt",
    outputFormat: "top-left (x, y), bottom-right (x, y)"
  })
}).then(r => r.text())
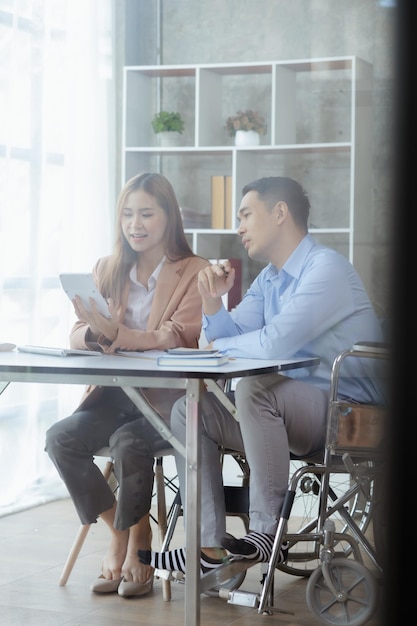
top-left (204, 235), bottom-right (385, 404)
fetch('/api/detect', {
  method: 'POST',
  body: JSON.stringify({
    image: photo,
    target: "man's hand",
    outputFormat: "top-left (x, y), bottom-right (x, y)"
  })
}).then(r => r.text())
top-left (198, 261), bottom-right (235, 315)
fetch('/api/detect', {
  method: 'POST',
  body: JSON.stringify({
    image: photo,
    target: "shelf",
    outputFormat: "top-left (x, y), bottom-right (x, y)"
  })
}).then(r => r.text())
top-left (122, 56), bottom-right (373, 293)
top-left (125, 143), bottom-right (351, 153)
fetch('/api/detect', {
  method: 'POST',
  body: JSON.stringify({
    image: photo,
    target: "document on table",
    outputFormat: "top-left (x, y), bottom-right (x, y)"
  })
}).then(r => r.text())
top-left (17, 345), bottom-right (103, 357)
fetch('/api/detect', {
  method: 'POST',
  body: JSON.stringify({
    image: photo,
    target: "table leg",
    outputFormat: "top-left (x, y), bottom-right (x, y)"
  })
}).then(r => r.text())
top-left (121, 386), bottom-right (185, 457)
top-left (0, 381), bottom-right (10, 395)
top-left (184, 378), bottom-right (203, 626)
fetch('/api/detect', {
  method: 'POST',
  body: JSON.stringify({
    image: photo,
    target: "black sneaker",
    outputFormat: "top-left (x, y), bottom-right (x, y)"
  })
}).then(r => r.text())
top-left (221, 531), bottom-right (289, 564)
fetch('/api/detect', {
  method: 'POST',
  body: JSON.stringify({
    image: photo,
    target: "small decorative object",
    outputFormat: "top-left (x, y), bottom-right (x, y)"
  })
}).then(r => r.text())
top-left (234, 129), bottom-right (260, 146)
top-left (225, 109), bottom-right (267, 146)
top-left (152, 111), bottom-right (184, 146)
top-left (151, 110), bottom-right (185, 133)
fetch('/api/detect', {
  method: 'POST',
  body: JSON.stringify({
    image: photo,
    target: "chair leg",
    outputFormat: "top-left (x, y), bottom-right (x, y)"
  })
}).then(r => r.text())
top-left (155, 456), bottom-right (171, 601)
top-left (59, 459), bottom-right (114, 586)
top-left (59, 523), bottom-right (91, 586)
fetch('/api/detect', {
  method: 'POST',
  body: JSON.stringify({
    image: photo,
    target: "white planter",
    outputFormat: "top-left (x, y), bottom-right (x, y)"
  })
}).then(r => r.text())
top-left (234, 130), bottom-right (260, 146)
top-left (156, 131), bottom-right (182, 147)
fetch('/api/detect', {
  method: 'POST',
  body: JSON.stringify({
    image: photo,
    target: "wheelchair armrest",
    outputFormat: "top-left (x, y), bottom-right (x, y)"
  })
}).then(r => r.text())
top-left (352, 341), bottom-right (390, 356)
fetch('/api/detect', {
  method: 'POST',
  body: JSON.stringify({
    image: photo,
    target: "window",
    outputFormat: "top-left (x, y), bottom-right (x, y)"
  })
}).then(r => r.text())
top-left (0, 0), bottom-right (116, 514)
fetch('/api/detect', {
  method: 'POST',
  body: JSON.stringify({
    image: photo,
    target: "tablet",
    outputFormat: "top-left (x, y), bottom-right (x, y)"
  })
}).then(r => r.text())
top-left (59, 273), bottom-right (111, 317)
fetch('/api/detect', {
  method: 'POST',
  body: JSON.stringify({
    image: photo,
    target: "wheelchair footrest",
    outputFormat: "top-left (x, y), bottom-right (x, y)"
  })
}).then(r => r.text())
top-left (154, 568), bottom-right (184, 582)
top-left (219, 588), bottom-right (259, 607)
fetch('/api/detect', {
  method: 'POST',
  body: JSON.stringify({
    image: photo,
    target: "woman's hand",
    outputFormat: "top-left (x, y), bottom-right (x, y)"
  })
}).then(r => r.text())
top-left (72, 296), bottom-right (119, 343)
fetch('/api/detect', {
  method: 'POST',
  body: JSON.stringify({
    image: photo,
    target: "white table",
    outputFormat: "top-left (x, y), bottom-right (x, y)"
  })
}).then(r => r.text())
top-left (0, 349), bottom-right (319, 626)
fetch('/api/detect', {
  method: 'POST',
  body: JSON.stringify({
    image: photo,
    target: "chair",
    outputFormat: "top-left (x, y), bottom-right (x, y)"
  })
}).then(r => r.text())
top-left (59, 446), bottom-right (176, 601)
top-left (202, 341), bottom-right (389, 626)
top-left (58, 448), bottom-right (113, 587)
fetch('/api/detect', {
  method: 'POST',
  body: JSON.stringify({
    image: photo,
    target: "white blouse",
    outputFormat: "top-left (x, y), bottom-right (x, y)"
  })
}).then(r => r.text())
top-left (123, 257), bottom-right (165, 330)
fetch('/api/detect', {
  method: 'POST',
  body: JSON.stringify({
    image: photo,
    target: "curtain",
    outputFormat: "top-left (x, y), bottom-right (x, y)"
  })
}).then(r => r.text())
top-left (0, 0), bottom-right (115, 515)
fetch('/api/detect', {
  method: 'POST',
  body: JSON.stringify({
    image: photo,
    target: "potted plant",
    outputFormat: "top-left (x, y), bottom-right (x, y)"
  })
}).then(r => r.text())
top-left (225, 109), bottom-right (267, 145)
top-left (152, 111), bottom-right (184, 146)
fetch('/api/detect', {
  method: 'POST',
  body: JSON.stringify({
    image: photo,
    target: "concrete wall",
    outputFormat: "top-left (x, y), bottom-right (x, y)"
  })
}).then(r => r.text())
top-left (122, 0), bottom-right (397, 318)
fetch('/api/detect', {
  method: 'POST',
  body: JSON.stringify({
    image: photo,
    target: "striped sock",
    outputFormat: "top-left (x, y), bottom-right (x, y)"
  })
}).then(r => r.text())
top-left (138, 547), bottom-right (226, 575)
top-left (221, 531), bottom-right (289, 563)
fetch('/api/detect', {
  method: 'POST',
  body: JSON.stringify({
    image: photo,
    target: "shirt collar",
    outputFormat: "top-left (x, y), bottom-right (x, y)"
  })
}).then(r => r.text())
top-left (129, 256), bottom-right (166, 289)
top-left (265, 234), bottom-right (315, 281)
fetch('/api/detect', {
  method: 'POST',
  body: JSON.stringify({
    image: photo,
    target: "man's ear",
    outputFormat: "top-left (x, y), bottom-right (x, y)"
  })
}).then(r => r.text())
top-left (274, 200), bottom-right (288, 224)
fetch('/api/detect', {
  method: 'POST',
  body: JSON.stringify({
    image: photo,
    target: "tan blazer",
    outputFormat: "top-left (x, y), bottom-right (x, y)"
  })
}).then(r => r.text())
top-left (70, 255), bottom-right (210, 421)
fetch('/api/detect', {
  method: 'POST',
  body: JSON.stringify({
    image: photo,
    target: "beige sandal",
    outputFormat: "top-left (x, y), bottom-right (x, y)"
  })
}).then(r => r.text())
top-left (117, 576), bottom-right (154, 597)
top-left (90, 574), bottom-right (122, 593)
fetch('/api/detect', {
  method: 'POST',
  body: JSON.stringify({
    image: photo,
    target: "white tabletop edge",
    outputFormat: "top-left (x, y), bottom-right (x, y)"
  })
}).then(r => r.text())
top-left (0, 349), bottom-right (320, 378)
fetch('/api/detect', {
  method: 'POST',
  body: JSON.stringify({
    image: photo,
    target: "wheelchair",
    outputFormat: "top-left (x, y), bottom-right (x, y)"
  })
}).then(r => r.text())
top-left (197, 341), bottom-right (389, 626)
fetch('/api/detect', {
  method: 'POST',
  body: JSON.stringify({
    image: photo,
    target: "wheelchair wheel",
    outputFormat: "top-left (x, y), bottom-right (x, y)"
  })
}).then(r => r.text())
top-left (306, 558), bottom-right (377, 626)
top-left (370, 460), bottom-right (387, 571)
top-left (277, 460), bottom-right (375, 577)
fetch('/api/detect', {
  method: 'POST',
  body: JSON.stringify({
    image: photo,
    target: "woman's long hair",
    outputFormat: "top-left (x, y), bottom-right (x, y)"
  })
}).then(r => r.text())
top-left (98, 172), bottom-right (195, 304)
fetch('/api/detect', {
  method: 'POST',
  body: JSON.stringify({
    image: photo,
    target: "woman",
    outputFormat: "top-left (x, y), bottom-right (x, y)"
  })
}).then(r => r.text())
top-left (45, 172), bottom-right (209, 598)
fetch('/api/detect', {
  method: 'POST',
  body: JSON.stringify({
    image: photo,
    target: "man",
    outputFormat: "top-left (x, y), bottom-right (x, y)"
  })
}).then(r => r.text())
top-left (139, 176), bottom-right (384, 574)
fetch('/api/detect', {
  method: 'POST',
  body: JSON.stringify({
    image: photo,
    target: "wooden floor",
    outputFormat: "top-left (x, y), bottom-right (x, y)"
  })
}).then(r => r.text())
top-left (0, 497), bottom-right (384, 626)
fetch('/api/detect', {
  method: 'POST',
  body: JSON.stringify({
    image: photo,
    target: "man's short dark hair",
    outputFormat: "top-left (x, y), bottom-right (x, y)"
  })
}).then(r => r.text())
top-left (242, 176), bottom-right (310, 230)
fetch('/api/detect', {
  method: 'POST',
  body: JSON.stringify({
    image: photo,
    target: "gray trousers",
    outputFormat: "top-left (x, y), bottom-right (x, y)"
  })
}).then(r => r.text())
top-left (45, 387), bottom-right (168, 530)
top-left (171, 374), bottom-right (328, 545)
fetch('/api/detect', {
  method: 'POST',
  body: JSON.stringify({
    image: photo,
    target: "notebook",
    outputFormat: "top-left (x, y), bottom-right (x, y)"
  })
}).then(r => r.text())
top-left (17, 345), bottom-right (102, 357)
top-left (157, 348), bottom-right (228, 367)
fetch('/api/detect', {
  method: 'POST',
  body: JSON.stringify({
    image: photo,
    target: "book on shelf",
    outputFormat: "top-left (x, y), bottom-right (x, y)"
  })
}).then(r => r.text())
top-left (157, 348), bottom-right (229, 367)
top-left (211, 175), bottom-right (232, 229)
top-left (224, 175), bottom-right (233, 229)
top-left (227, 257), bottom-right (242, 310)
